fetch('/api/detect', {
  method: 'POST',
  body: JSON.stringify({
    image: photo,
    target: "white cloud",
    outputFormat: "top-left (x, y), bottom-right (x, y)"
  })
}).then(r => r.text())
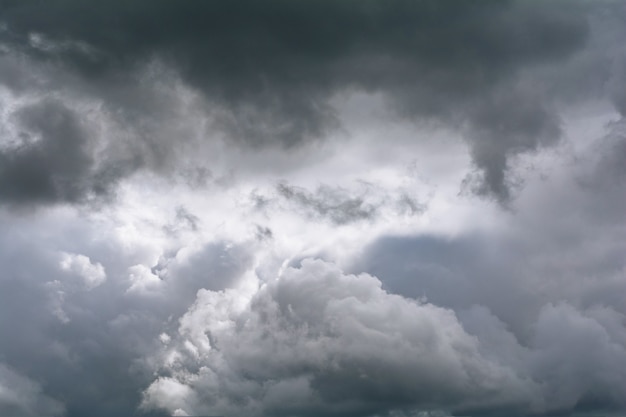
top-left (59, 252), bottom-right (106, 290)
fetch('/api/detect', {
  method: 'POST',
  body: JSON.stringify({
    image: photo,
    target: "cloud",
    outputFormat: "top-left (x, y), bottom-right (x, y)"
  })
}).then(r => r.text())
top-left (59, 252), bottom-right (106, 290)
top-left (249, 181), bottom-right (425, 227)
top-left (0, 105), bottom-right (623, 417)
top-left (0, 3), bottom-right (624, 417)
top-left (353, 127), bottom-right (626, 341)
top-left (141, 259), bottom-right (538, 417)
top-left (1, 0), bottom-right (621, 203)
top-left (0, 53), bottom-right (208, 207)
top-left (0, 207), bottom-right (256, 417)
top-left (0, 363), bottom-right (65, 417)
top-left (141, 258), bottom-right (626, 417)
top-left (0, 94), bottom-right (144, 207)
top-left (0, 99), bottom-right (102, 204)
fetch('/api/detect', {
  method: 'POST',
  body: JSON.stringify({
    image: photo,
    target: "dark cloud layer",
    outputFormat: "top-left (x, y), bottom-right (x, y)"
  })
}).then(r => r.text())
top-left (0, 98), bottom-right (123, 205)
top-left (1, 0), bottom-right (619, 203)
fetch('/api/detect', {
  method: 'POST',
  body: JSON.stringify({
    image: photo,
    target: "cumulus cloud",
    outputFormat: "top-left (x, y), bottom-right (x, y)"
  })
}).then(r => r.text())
top-left (141, 259), bottom-right (538, 417)
top-left (141, 259), bottom-right (626, 417)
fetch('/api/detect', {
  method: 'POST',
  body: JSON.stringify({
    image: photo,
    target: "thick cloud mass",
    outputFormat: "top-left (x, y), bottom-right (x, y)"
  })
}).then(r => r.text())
top-left (142, 260), bottom-right (537, 417)
top-left (0, 0), bottom-right (621, 202)
top-left (0, 2), bottom-right (625, 417)
top-left (141, 260), bottom-right (626, 417)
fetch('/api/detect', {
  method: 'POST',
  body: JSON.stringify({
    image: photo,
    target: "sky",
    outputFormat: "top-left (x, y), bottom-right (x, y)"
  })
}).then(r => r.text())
top-left (0, 1), bottom-right (625, 416)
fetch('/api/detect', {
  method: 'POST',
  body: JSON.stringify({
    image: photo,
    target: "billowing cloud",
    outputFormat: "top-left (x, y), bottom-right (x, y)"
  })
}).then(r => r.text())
top-left (141, 259), bottom-right (626, 417)
top-left (0, 2), bottom-right (625, 417)
top-left (141, 259), bottom-right (537, 417)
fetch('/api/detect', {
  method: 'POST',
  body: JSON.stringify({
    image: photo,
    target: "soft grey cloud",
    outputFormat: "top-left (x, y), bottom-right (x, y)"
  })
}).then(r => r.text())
top-left (0, 363), bottom-right (65, 417)
top-left (354, 116), bottom-right (626, 339)
top-left (346, 115), bottom-right (626, 415)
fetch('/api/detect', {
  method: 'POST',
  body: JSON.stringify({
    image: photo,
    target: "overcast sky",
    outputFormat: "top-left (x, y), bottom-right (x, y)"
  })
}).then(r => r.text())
top-left (0, 1), bottom-right (625, 417)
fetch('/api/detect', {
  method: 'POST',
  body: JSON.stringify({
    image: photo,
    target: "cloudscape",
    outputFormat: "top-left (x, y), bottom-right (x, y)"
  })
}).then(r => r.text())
top-left (0, 1), bottom-right (625, 416)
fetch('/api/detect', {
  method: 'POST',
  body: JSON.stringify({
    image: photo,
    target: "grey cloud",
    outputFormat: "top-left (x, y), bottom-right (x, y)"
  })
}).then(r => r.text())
top-left (142, 259), bottom-right (626, 417)
top-left (0, 363), bottom-right (65, 417)
top-left (0, 99), bottom-right (101, 204)
top-left (344, 120), bottom-right (626, 415)
top-left (142, 259), bottom-right (538, 417)
top-left (0, 211), bottom-right (255, 417)
top-left (0, 224), bottom-right (160, 417)
top-left (0, 0), bottom-right (617, 202)
top-left (0, 3), bottom-right (624, 417)
top-left (277, 183), bottom-right (379, 225)
top-left (163, 206), bottom-right (201, 236)
top-left (585, 118), bottom-right (626, 190)
top-left (258, 182), bottom-right (424, 225)
top-left (155, 241), bottom-right (255, 294)
top-left (462, 89), bottom-right (562, 203)
top-left (0, 96), bottom-right (143, 207)
top-left (351, 234), bottom-right (542, 340)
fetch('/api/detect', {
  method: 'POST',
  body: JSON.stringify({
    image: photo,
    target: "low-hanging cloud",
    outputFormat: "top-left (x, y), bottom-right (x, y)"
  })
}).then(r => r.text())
top-left (0, 0), bottom-right (622, 203)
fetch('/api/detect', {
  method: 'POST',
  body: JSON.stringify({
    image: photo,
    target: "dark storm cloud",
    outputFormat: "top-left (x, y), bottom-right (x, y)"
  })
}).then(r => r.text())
top-left (0, 0), bottom-right (612, 202)
top-left (0, 52), bottom-right (208, 206)
top-left (0, 98), bottom-right (122, 205)
top-left (462, 89), bottom-right (562, 203)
